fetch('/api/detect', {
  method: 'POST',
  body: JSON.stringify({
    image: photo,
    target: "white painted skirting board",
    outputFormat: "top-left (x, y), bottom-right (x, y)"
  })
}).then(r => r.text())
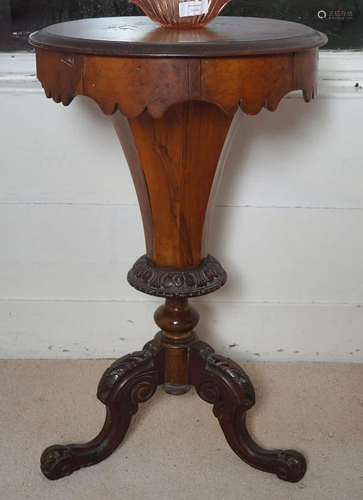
top-left (1, 300), bottom-right (362, 362)
top-left (0, 51), bottom-right (362, 361)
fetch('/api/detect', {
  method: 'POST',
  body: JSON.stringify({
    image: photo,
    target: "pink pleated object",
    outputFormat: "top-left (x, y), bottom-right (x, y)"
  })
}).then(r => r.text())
top-left (129, 0), bottom-right (232, 28)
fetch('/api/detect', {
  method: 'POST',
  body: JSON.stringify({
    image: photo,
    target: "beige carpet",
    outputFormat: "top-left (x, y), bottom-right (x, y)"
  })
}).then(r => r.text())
top-left (0, 360), bottom-right (362, 500)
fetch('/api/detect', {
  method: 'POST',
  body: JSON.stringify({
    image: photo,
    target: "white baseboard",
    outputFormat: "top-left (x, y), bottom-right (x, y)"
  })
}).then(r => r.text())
top-left (1, 299), bottom-right (362, 362)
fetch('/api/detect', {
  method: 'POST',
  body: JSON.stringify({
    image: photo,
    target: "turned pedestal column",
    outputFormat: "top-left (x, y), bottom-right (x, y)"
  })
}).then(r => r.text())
top-left (29, 16), bottom-right (327, 483)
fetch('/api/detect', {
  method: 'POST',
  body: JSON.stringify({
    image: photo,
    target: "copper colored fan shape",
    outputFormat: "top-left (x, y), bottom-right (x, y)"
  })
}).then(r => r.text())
top-left (129, 0), bottom-right (232, 28)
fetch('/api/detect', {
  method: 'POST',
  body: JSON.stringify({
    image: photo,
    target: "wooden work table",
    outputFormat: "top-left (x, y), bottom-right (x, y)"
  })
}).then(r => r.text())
top-left (29, 16), bottom-right (327, 483)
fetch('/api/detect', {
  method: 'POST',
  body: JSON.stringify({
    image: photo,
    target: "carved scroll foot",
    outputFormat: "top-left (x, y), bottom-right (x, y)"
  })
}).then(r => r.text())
top-left (189, 341), bottom-right (306, 483)
top-left (41, 340), bottom-right (165, 480)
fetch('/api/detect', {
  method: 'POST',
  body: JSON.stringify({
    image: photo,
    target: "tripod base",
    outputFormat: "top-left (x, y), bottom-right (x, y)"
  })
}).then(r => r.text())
top-left (41, 338), bottom-right (306, 483)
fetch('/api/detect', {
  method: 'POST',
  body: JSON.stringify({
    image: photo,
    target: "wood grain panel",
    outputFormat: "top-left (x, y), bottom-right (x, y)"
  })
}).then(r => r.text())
top-left (127, 101), bottom-right (233, 267)
top-left (35, 48), bottom-right (83, 105)
top-left (200, 53), bottom-right (297, 115)
top-left (82, 56), bottom-right (189, 118)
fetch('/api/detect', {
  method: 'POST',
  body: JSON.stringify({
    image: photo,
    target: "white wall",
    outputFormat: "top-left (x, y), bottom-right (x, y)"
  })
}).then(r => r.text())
top-left (0, 53), bottom-right (362, 362)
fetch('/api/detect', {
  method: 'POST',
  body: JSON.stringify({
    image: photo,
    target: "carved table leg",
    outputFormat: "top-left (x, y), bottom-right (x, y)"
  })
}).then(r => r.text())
top-left (41, 340), bottom-right (165, 480)
top-left (189, 341), bottom-right (306, 483)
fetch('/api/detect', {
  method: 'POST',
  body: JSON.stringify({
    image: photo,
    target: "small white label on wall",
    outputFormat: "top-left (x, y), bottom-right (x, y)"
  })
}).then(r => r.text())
top-left (179, 0), bottom-right (209, 18)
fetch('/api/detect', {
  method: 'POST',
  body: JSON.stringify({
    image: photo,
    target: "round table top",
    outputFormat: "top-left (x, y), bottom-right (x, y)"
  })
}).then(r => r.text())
top-left (29, 16), bottom-right (327, 58)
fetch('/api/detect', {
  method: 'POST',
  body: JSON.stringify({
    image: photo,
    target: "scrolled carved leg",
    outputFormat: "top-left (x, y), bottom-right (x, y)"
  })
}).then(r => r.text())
top-left (41, 340), bottom-right (165, 480)
top-left (189, 341), bottom-right (306, 483)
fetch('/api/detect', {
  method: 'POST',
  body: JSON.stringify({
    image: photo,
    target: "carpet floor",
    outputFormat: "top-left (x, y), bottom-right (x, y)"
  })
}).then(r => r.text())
top-left (0, 360), bottom-right (362, 500)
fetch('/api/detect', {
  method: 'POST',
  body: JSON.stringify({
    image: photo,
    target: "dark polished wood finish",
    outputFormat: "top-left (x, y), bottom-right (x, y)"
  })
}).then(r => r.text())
top-left (30, 17), bottom-right (327, 484)
top-left (41, 337), bottom-right (306, 482)
top-left (29, 16), bottom-right (326, 57)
